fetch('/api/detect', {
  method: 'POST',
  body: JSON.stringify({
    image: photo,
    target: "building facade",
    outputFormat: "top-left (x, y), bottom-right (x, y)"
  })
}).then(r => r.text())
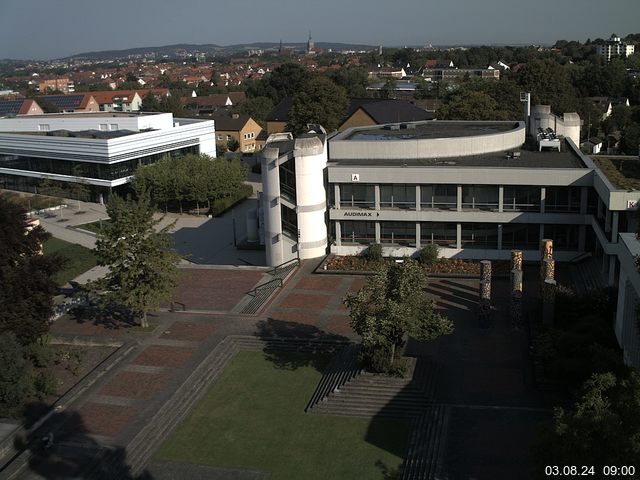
top-left (597, 34), bottom-right (635, 62)
top-left (0, 112), bottom-right (216, 203)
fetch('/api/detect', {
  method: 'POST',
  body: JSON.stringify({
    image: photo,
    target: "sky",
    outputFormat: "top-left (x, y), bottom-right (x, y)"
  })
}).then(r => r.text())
top-left (1, 0), bottom-right (639, 60)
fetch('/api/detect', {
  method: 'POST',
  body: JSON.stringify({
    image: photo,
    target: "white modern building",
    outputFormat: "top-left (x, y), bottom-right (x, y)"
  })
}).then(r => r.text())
top-left (597, 34), bottom-right (635, 62)
top-left (0, 112), bottom-right (216, 202)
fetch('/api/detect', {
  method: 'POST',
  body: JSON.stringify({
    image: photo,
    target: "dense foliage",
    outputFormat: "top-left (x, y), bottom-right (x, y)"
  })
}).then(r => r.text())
top-left (343, 260), bottom-right (453, 373)
top-left (132, 154), bottom-right (249, 214)
top-left (90, 194), bottom-right (180, 328)
top-left (286, 76), bottom-right (349, 134)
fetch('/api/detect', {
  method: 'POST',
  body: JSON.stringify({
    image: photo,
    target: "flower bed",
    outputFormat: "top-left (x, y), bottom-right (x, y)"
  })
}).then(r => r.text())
top-left (323, 255), bottom-right (491, 276)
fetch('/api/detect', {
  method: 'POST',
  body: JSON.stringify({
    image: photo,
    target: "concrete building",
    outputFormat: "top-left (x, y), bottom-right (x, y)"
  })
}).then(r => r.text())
top-left (0, 112), bottom-right (216, 203)
top-left (38, 78), bottom-right (75, 94)
top-left (597, 34), bottom-right (635, 62)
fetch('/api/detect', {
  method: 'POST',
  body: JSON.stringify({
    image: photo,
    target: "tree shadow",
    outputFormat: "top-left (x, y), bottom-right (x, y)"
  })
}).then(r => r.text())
top-left (254, 318), bottom-right (349, 372)
top-left (67, 300), bottom-right (138, 330)
top-left (10, 401), bottom-right (151, 479)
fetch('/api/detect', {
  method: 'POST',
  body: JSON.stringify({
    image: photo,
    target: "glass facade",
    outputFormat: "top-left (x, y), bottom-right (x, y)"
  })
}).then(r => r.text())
top-left (501, 223), bottom-right (540, 250)
top-left (544, 224), bottom-right (579, 250)
top-left (380, 222), bottom-right (415, 245)
top-left (421, 185), bottom-right (457, 210)
top-left (279, 159), bottom-right (296, 201)
top-left (281, 204), bottom-right (298, 239)
top-left (380, 184), bottom-right (415, 209)
top-left (461, 223), bottom-right (499, 249)
top-left (462, 186), bottom-right (499, 211)
top-left (420, 222), bottom-right (457, 247)
top-left (545, 186), bottom-right (581, 213)
top-left (341, 221), bottom-right (375, 244)
top-left (503, 186), bottom-right (541, 212)
top-left (0, 146), bottom-right (198, 181)
top-left (340, 184), bottom-right (375, 209)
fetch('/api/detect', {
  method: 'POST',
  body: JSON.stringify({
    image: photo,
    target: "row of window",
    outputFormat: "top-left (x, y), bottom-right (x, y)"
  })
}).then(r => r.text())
top-left (337, 184), bottom-right (590, 213)
top-left (338, 221), bottom-right (581, 250)
top-left (0, 146), bottom-right (199, 181)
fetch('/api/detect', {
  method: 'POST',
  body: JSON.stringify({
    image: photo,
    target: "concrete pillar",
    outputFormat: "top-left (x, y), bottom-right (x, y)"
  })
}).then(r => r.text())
top-left (498, 186), bottom-right (504, 213)
top-left (456, 223), bottom-right (462, 249)
top-left (335, 221), bottom-right (341, 247)
top-left (261, 151), bottom-right (284, 267)
top-left (578, 225), bottom-right (586, 252)
top-left (334, 184), bottom-right (341, 209)
top-left (415, 223), bottom-right (421, 249)
top-left (612, 212), bottom-right (619, 242)
top-left (457, 185), bottom-right (462, 212)
top-left (415, 185), bottom-right (421, 211)
top-left (580, 186), bottom-right (588, 215)
top-left (540, 187), bottom-right (546, 214)
top-left (597, 197), bottom-right (603, 219)
top-left (539, 224), bottom-right (545, 244)
top-left (605, 208), bottom-right (612, 233)
top-left (615, 270), bottom-right (627, 342)
top-left (497, 224), bottom-right (503, 250)
top-left (375, 222), bottom-right (381, 244)
top-left (609, 256), bottom-right (617, 286)
top-left (374, 185), bottom-right (380, 210)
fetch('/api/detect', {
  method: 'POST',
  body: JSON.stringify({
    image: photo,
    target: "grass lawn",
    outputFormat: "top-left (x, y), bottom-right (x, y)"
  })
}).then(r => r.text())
top-left (43, 237), bottom-right (98, 286)
top-left (155, 351), bottom-right (410, 479)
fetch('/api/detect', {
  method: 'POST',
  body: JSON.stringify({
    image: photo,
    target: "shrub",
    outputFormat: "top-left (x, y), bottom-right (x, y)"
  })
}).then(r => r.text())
top-left (418, 244), bottom-right (440, 266)
top-left (366, 243), bottom-right (383, 262)
top-left (209, 184), bottom-right (254, 217)
top-left (33, 370), bottom-right (58, 398)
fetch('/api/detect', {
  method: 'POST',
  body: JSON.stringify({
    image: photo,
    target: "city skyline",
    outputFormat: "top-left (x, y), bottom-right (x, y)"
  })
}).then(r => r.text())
top-left (1, 0), bottom-right (639, 60)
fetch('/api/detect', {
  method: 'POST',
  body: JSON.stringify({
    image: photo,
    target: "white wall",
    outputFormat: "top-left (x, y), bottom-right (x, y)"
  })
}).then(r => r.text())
top-left (0, 112), bottom-right (174, 132)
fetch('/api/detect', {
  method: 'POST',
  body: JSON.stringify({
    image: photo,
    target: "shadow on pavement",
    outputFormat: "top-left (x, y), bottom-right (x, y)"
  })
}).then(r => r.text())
top-left (10, 402), bottom-right (151, 480)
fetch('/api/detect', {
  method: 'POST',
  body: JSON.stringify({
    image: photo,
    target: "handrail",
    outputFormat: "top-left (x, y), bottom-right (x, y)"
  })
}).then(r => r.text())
top-left (248, 278), bottom-right (283, 296)
top-left (269, 257), bottom-right (300, 276)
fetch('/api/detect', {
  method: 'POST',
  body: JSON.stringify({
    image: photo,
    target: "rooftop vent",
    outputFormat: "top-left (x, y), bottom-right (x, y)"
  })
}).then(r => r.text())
top-left (400, 123), bottom-right (416, 129)
top-left (384, 124), bottom-right (401, 131)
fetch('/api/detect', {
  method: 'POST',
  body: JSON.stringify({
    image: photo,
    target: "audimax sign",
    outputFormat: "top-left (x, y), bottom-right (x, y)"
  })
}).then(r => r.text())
top-left (342, 211), bottom-right (380, 217)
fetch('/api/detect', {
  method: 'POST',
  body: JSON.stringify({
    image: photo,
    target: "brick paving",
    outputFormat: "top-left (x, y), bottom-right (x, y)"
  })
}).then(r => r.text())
top-left (160, 321), bottom-right (217, 342)
top-left (99, 371), bottom-right (170, 400)
top-left (171, 268), bottom-right (265, 311)
top-left (77, 403), bottom-right (140, 438)
top-left (279, 293), bottom-right (332, 309)
top-left (132, 345), bottom-right (196, 369)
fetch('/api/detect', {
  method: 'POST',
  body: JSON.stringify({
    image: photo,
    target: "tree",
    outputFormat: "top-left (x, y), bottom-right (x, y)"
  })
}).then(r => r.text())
top-left (0, 332), bottom-right (33, 417)
top-left (140, 92), bottom-right (161, 112)
top-left (343, 260), bottom-right (454, 373)
top-left (0, 194), bottom-right (60, 344)
top-left (232, 96), bottom-right (274, 126)
top-left (227, 137), bottom-right (240, 152)
top-left (515, 59), bottom-right (577, 113)
top-left (533, 372), bottom-right (640, 477)
top-left (287, 77), bottom-right (349, 134)
top-left (246, 63), bottom-right (311, 104)
top-left (91, 194), bottom-right (180, 328)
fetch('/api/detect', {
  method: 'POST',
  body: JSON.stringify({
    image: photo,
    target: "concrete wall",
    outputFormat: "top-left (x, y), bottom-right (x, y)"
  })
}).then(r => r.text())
top-left (330, 121), bottom-right (526, 160)
top-left (0, 112), bottom-right (175, 132)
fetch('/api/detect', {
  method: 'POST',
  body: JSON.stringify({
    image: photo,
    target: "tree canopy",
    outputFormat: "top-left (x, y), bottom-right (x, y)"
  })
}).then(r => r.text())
top-left (286, 76), bottom-right (348, 134)
top-left (344, 260), bottom-right (453, 373)
top-left (0, 194), bottom-right (60, 344)
top-left (91, 194), bottom-right (180, 328)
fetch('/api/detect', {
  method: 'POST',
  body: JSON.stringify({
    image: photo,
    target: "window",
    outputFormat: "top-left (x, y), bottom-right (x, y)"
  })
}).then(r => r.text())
top-left (226, 135), bottom-right (232, 141)
top-left (502, 223), bottom-right (539, 250)
top-left (110, 124), bottom-right (118, 131)
top-left (545, 187), bottom-right (581, 213)
top-left (462, 186), bottom-right (499, 211)
top-left (340, 184), bottom-right (375, 209)
top-left (38, 124), bottom-right (50, 132)
top-left (380, 184), bottom-right (416, 209)
top-left (341, 221), bottom-right (376, 244)
top-left (421, 185), bottom-right (457, 210)
top-left (99, 124), bottom-right (108, 131)
top-left (279, 159), bottom-right (296, 200)
top-left (281, 205), bottom-right (298, 239)
top-left (420, 222), bottom-right (456, 247)
top-left (380, 222), bottom-right (415, 245)
top-left (503, 186), bottom-right (541, 212)
top-left (217, 135), bottom-right (223, 141)
top-left (461, 223), bottom-right (499, 249)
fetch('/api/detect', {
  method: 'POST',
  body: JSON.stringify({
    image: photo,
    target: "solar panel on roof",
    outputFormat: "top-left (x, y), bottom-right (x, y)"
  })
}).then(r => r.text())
top-left (0, 100), bottom-right (25, 116)
top-left (42, 95), bottom-right (84, 109)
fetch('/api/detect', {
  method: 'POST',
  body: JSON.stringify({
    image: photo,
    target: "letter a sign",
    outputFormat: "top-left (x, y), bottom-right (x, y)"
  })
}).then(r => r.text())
top-left (351, 173), bottom-right (360, 182)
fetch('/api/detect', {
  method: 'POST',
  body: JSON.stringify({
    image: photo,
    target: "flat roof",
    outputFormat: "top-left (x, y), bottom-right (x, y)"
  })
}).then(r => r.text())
top-left (1, 112), bottom-right (164, 119)
top-left (329, 141), bottom-right (586, 169)
top-left (340, 121), bottom-right (519, 141)
top-left (592, 156), bottom-right (640, 189)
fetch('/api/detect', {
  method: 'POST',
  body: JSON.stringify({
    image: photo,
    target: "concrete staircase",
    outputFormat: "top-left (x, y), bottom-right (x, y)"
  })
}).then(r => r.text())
top-left (237, 259), bottom-right (300, 314)
top-left (400, 406), bottom-right (448, 480)
top-left (310, 357), bottom-right (439, 418)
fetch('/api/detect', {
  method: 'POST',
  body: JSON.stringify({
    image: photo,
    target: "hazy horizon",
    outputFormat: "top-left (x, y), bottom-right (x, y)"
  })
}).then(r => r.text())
top-left (1, 0), bottom-right (639, 61)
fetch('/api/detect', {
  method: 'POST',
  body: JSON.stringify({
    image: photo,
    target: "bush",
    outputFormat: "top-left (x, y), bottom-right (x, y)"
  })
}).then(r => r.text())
top-left (360, 344), bottom-right (408, 377)
top-left (209, 184), bottom-right (254, 217)
top-left (418, 244), bottom-right (440, 266)
top-left (366, 243), bottom-right (383, 262)
top-left (33, 370), bottom-right (58, 398)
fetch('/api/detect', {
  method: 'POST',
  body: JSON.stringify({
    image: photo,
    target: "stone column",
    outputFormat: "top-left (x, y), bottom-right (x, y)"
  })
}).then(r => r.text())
top-left (334, 184), bottom-right (341, 209)
top-left (457, 185), bottom-right (462, 212)
top-left (335, 221), bottom-right (342, 247)
top-left (498, 186), bottom-right (504, 213)
top-left (456, 223), bottom-right (462, 250)
top-left (374, 185), bottom-right (380, 210)
top-left (415, 185), bottom-right (421, 211)
top-left (542, 279), bottom-right (557, 325)
top-left (480, 260), bottom-right (492, 302)
top-left (511, 249), bottom-right (523, 271)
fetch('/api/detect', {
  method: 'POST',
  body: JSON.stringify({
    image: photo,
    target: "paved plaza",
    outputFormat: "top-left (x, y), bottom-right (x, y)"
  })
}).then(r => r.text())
top-left (5, 208), bottom-right (556, 479)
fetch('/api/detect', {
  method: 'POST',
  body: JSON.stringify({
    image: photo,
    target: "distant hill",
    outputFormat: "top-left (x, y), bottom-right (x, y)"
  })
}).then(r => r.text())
top-left (59, 42), bottom-right (378, 61)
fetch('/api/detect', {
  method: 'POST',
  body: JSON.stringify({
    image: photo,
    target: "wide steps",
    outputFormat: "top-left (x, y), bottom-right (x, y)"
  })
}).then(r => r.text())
top-left (401, 405), bottom-right (448, 480)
